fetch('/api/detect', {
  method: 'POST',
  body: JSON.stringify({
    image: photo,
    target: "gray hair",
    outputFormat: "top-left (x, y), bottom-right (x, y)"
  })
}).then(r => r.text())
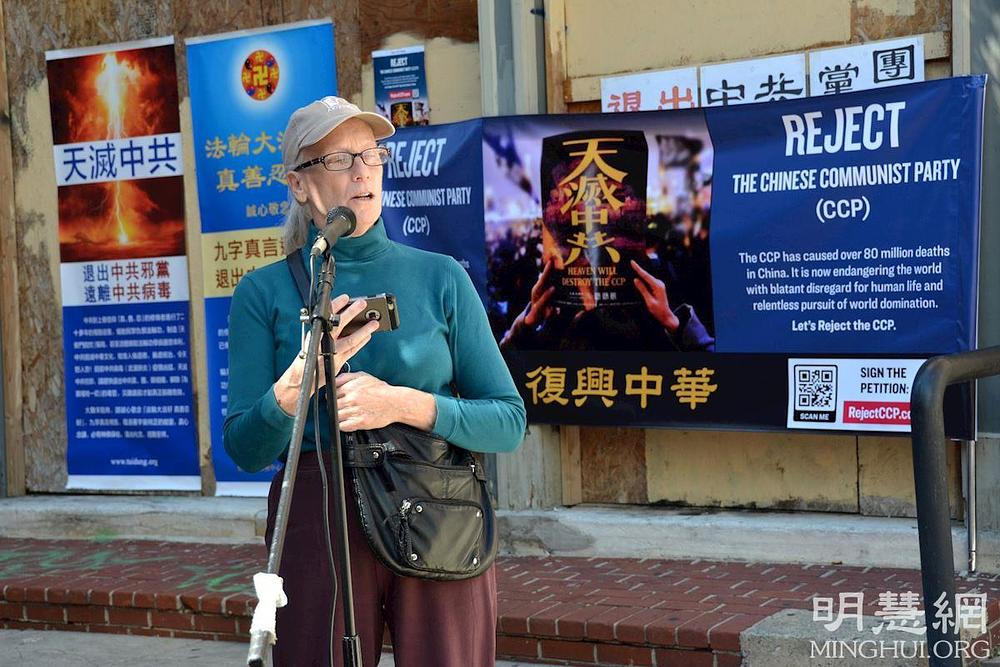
top-left (282, 196), bottom-right (312, 254)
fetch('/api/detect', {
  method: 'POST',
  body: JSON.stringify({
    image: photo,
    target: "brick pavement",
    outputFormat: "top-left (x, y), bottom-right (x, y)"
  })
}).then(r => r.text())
top-left (2, 537), bottom-right (1000, 666)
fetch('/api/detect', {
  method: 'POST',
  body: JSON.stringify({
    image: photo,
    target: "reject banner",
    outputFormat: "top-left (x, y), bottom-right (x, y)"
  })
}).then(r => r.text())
top-left (373, 44), bottom-right (430, 127)
top-left (485, 76), bottom-right (983, 436)
top-left (46, 37), bottom-right (199, 490)
top-left (381, 119), bottom-right (486, 299)
top-left (708, 78), bottom-right (980, 355)
top-left (187, 19), bottom-right (336, 495)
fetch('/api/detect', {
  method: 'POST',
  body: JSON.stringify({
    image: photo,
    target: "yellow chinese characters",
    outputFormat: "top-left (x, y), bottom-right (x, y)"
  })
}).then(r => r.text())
top-left (242, 166), bottom-right (265, 189)
top-left (524, 365), bottom-right (716, 411)
top-left (524, 365), bottom-right (625, 409)
top-left (625, 366), bottom-right (663, 408)
top-left (217, 165), bottom-right (286, 194)
top-left (216, 168), bottom-right (239, 193)
top-left (228, 132), bottom-right (251, 157)
top-left (204, 137), bottom-right (226, 159)
top-left (557, 137), bottom-right (628, 265)
top-left (268, 164), bottom-right (287, 186)
top-left (205, 130), bottom-right (284, 160)
top-left (252, 131), bottom-right (276, 155)
top-left (572, 367), bottom-right (618, 407)
top-left (525, 366), bottom-right (569, 406)
top-left (670, 368), bottom-right (718, 410)
top-left (566, 230), bottom-right (620, 263)
top-left (205, 129), bottom-right (286, 196)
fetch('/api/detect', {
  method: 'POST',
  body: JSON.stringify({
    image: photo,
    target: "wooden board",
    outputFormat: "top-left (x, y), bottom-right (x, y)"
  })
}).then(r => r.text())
top-left (0, 0), bottom-right (23, 495)
top-left (542, 0), bottom-right (567, 113)
top-left (496, 423), bottom-right (562, 510)
top-left (559, 424), bottom-right (582, 506)
top-left (360, 0), bottom-right (479, 57)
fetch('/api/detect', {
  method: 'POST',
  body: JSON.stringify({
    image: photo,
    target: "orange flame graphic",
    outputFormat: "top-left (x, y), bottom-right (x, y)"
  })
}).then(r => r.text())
top-left (96, 53), bottom-right (140, 245)
top-left (49, 45), bottom-right (185, 263)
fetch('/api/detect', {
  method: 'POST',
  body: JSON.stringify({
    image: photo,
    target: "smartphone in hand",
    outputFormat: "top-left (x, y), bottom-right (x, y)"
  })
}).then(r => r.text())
top-left (341, 293), bottom-right (399, 335)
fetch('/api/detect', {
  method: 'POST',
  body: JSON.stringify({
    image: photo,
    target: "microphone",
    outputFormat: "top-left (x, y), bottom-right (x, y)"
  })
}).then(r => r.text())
top-left (310, 206), bottom-right (358, 257)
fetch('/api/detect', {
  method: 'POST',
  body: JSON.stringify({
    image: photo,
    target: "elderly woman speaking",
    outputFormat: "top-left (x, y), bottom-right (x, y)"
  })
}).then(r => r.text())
top-left (224, 96), bottom-right (526, 667)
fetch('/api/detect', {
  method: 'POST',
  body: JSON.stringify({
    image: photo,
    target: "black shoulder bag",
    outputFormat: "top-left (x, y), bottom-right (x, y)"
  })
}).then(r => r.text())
top-left (286, 251), bottom-right (498, 581)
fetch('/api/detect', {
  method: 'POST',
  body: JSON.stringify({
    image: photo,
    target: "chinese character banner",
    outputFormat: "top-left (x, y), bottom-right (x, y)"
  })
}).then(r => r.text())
top-left (810, 36), bottom-right (924, 97)
top-left (699, 53), bottom-right (807, 107)
top-left (601, 36), bottom-right (925, 113)
top-left (46, 37), bottom-right (199, 490)
top-left (601, 67), bottom-right (699, 112)
top-left (486, 76), bottom-right (982, 437)
top-left (186, 19), bottom-right (336, 495)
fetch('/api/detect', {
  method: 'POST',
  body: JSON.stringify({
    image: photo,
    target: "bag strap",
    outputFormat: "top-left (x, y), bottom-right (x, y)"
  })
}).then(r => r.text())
top-left (285, 250), bottom-right (310, 307)
top-left (290, 249), bottom-right (489, 492)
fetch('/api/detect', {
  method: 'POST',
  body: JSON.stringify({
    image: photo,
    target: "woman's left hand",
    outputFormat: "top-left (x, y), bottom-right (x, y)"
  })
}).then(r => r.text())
top-left (334, 371), bottom-right (400, 432)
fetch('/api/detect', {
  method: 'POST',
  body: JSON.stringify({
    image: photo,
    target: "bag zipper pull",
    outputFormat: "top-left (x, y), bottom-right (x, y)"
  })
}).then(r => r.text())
top-left (400, 499), bottom-right (412, 515)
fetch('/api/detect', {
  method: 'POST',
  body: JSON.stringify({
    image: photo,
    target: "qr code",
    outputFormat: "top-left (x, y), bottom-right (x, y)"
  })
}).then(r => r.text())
top-left (794, 365), bottom-right (837, 410)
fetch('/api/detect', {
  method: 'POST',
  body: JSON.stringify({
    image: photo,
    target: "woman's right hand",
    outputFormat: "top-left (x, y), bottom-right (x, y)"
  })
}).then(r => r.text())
top-left (273, 294), bottom-right (380, 415)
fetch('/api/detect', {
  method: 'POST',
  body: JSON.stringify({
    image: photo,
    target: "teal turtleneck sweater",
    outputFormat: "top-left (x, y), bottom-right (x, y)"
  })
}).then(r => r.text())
top-left (223, 219), bottom-right (526, 473)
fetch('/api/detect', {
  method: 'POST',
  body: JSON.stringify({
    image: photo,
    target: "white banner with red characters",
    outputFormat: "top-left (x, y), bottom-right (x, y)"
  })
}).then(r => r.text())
top-left (602, 35), bottom-right (924, 112)
top-left (46, 36), bottom-right (200, 491)
top-left (600, 67), bottom-right (699, 112)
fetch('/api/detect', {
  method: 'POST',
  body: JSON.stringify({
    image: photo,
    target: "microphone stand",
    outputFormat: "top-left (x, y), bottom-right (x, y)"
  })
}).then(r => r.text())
top-left (248, 246), bottom-right (362, 667)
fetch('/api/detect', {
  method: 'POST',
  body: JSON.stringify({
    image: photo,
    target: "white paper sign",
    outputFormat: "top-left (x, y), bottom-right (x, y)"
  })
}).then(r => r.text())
top-left (600, 67), bottom-right (699, 112)
top-left (809, 36), bottom-right (924, 96)
top-left (699, 53), bottom-right (807, 107)
top-left (786, 358), bottom-right (926, 432)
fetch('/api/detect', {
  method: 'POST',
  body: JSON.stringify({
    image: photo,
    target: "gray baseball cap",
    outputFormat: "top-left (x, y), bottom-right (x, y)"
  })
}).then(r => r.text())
top-left (282, 96), bottom-right (395, 169)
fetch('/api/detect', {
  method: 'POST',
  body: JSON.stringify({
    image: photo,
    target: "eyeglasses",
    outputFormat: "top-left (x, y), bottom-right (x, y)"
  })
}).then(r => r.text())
top-left (292, 146), bottom-right (391, 172)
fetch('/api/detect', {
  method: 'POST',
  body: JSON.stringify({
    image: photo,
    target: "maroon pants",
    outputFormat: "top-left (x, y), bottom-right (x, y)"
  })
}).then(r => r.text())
top-left (264, 451), bottom-right (498, 667)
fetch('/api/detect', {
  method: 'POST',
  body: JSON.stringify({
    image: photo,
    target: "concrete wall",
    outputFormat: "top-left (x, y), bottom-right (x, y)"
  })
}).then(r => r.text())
top-left (526, 0), bottom-right (964, 517)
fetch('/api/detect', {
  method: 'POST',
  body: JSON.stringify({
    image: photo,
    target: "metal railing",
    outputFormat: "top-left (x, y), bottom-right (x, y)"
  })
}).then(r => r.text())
top-left (911, 346), bottom-right (1000, 667)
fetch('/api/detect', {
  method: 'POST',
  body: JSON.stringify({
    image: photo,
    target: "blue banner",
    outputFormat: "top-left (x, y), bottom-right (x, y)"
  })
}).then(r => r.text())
top-left (63, 301), bottom-right (197, 478)
top-left (381, 119), bottom-right (486, 299)
top-left (187, 20), bottom-right (337, 494)
top-left (707, 76), bottom-right (983, 355)
top-left (483, 76), bottom-right (983, 436)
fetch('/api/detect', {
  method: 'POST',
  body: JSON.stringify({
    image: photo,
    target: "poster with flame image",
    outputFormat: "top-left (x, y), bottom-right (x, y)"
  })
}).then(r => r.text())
top-left (47, 42), bottom-right (185, 262)
top-left (47, 37), bottom-right (199, 491)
